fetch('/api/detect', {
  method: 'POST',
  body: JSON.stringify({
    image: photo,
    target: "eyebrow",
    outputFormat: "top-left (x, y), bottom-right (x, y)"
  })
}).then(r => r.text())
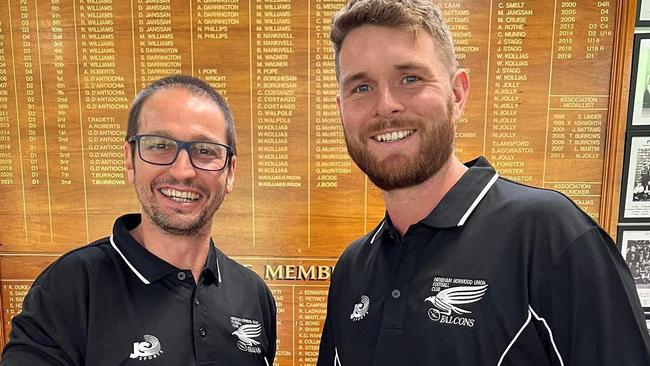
top-left (340, 71), bottom-right (369, 89)
top-left (144, 131), bottom-right (217, 142)
top-left (340, 62), bottom-right (433, 87)
top-left (394, 62), bottom-right (432, 74)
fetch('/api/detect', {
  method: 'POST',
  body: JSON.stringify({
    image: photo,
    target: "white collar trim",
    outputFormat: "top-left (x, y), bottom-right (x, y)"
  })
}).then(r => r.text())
top-left (216, 256), bottom-right (222, 283)
top-left (457, 173), bottom-right (499, 226)
top-left (369, 220), bottom-right (386, 245)
top-left (110, 234), bottom-right (151, 285)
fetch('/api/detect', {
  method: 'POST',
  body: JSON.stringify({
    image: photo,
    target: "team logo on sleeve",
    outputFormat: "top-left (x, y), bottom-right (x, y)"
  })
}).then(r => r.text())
top-left (350, 295), bottom-right (370, 321)
top-left (231, 316), bottom-right (263, 354)
top-left (129, 334), bottom-right (163, 360)
top-left (426, 276), bottom-right (488, 327)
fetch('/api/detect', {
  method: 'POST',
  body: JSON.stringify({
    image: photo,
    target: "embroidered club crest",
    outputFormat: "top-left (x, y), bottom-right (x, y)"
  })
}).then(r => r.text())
top-left (427, 276), bottom-right (489, 327)
top-left (425, 284), bottom-right (488, 318)
top-left (231, 316), bottom-right (263, 354)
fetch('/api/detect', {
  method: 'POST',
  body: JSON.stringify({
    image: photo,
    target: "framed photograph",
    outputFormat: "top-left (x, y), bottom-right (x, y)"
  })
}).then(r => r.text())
top-left (618, 226), bottom-right (650, 309)
top-left (639, 0), bottom-right (650, 27)
top-left (620, 132), bottom-right (650, 220)
top-left (628, 34), bottom-right (650, 126)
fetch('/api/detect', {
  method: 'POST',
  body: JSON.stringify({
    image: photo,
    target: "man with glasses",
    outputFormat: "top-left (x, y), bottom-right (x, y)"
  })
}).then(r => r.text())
top-left (1, 75), bottom-right (276, 366)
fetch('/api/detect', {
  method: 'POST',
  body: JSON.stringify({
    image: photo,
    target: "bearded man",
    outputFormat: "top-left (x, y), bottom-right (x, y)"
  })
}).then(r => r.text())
top-left (317, 1), bottom-right (650, 365)
top-left (1, 75), bottom-right (276, 366)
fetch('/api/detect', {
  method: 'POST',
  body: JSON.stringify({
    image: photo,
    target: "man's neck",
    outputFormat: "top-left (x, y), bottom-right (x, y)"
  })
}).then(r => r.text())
top-left (383, 156), bottom-right (467, 236)
top-left (130, 219), bottom-right (211, 283)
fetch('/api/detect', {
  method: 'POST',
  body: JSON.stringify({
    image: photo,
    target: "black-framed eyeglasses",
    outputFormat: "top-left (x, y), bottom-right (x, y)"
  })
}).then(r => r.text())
top-left (128, 134), bottom-right (233, 171)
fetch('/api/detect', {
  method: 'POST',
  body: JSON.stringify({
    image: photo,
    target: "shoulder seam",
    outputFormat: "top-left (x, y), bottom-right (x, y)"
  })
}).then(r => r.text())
top-left (530, 225), bottom-right (599, 296)
top-left (35, 237), bottom-right (111, 286)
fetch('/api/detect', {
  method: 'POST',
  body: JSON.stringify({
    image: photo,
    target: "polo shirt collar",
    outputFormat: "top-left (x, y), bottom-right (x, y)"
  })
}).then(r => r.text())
top-left (371, 156), bottom-right (499, 242)
top-left (204, 240), bottom-right (222, 284)
top-left (422, 156), bottom-right (499, 228)
top-left (110, 214), bottom-right (222, 285)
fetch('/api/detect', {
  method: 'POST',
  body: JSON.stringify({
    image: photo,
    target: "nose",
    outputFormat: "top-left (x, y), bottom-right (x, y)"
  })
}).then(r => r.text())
top-left (168, 148), bottom-right (197, 180)
top-left (374, 86), bottom-right (404, 118)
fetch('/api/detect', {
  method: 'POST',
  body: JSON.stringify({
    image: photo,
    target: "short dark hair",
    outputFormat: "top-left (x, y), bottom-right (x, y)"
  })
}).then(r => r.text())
top-left (330, 0), bottom-right (456, 77)
top-left (126, 74), bottom-right (237, 155)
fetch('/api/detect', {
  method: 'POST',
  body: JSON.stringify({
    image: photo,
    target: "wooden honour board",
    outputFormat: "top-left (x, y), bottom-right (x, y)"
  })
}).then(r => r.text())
top-left (0, 0), bottom-right (626, 364)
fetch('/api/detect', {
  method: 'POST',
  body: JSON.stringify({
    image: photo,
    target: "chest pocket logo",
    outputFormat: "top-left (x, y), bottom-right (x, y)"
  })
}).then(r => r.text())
top-left (426, 277), bottom-right (488, 328)
top-left (231, 316), bottom-right (263, 354)
top-left (129, 334), bottom-right (163, 360)
top-left (350, 295), bottom-right (370, 321)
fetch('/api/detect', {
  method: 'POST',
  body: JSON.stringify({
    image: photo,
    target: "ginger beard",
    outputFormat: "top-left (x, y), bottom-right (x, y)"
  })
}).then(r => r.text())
top-left (344, 99), bottom-right (455, 191)
top-left (134, 173), bottom-right (228, 237)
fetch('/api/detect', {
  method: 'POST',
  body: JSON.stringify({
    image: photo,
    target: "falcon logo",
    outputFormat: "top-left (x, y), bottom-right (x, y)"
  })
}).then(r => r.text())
top-left (129, 334), bottom-right (163, 360)
top-left (427, 276), bottom-right (488, 327)
top-left (233, 323), bottom-right (262, 346)
top-left (350, 295), bottom-right (370, 321)
top-left (231, 316), bottom-right (263, 354)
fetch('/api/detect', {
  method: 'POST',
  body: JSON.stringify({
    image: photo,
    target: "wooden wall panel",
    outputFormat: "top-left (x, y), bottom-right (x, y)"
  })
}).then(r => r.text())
top-left (0, 0), bottom-right (632, 363)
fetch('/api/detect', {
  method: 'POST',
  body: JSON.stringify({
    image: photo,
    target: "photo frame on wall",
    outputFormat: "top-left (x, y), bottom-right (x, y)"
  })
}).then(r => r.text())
top-left (639, 0), bottom-right (650, 27)
top-left (620, 132), bottom-right (650, 221)
top-left (628, 34), bottom-right (650, 126)
top-left (618, 226), bottom-right (650, 310)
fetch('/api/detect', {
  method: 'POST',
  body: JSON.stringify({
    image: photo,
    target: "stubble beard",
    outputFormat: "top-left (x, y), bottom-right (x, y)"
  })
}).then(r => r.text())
top-left (344, 100), bottom-right (455, 191)
top-left (135, 177), bottom-right (225, 237)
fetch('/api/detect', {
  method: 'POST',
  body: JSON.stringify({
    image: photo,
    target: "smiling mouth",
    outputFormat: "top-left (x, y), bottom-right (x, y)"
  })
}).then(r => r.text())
top-left (160, 188), bottom-right (200, 203)
top-left (372, 129), bottom-right (415, 143)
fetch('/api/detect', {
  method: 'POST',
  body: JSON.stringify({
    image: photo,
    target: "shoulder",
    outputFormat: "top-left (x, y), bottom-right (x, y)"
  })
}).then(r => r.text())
top-left (18, 237), bottom-right (115, 320)
top-left (32, 237), bottom-right (114, 291)
top-left (485, 177), bottom-right (596, 239)
top-left (476, 178), bottom-right (615, 274)
top-left (491, 177), bottom-right (582, 211)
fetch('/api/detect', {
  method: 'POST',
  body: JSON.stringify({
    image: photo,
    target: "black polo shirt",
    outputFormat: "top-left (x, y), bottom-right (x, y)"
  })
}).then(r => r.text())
top-left (318, 157), bottom-right (650, 366)
top-left (1, 214), bottom-right (276, 366)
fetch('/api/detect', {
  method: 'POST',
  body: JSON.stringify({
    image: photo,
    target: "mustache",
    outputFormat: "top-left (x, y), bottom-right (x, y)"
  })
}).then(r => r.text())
top-left (365, 117), bottom-right (422, 135)
top-left (151, 178), bottom-right (209, 196)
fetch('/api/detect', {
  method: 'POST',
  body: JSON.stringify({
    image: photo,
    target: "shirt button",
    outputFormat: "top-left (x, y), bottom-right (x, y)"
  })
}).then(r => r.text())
top-left (388, 232), bottom-right (396, 240)
top-left (194, 298), bottom-right (200, 306)
top-left (199, 327), bottom-right (207, 337)
top-left (391, 289), bottom-right (401, 299)
top-left (177, 272), bottom-right (186, 281)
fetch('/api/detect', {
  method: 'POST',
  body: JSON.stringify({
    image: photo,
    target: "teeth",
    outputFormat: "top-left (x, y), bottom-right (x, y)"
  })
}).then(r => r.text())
top-left (374, 130), bottom-right (415, 142)
top-left (160, 188), bottom-right (200, 202)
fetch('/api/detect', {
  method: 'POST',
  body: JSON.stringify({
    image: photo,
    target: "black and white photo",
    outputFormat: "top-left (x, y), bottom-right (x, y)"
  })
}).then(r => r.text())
top-left (621, 134), bottom-right (650, 220)
top-left (639, 0), bottom-right (650, 27)
top-left (628, 35), bottom-right (650, 126)
top-left (619, 227), bottom-right (650, 308)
